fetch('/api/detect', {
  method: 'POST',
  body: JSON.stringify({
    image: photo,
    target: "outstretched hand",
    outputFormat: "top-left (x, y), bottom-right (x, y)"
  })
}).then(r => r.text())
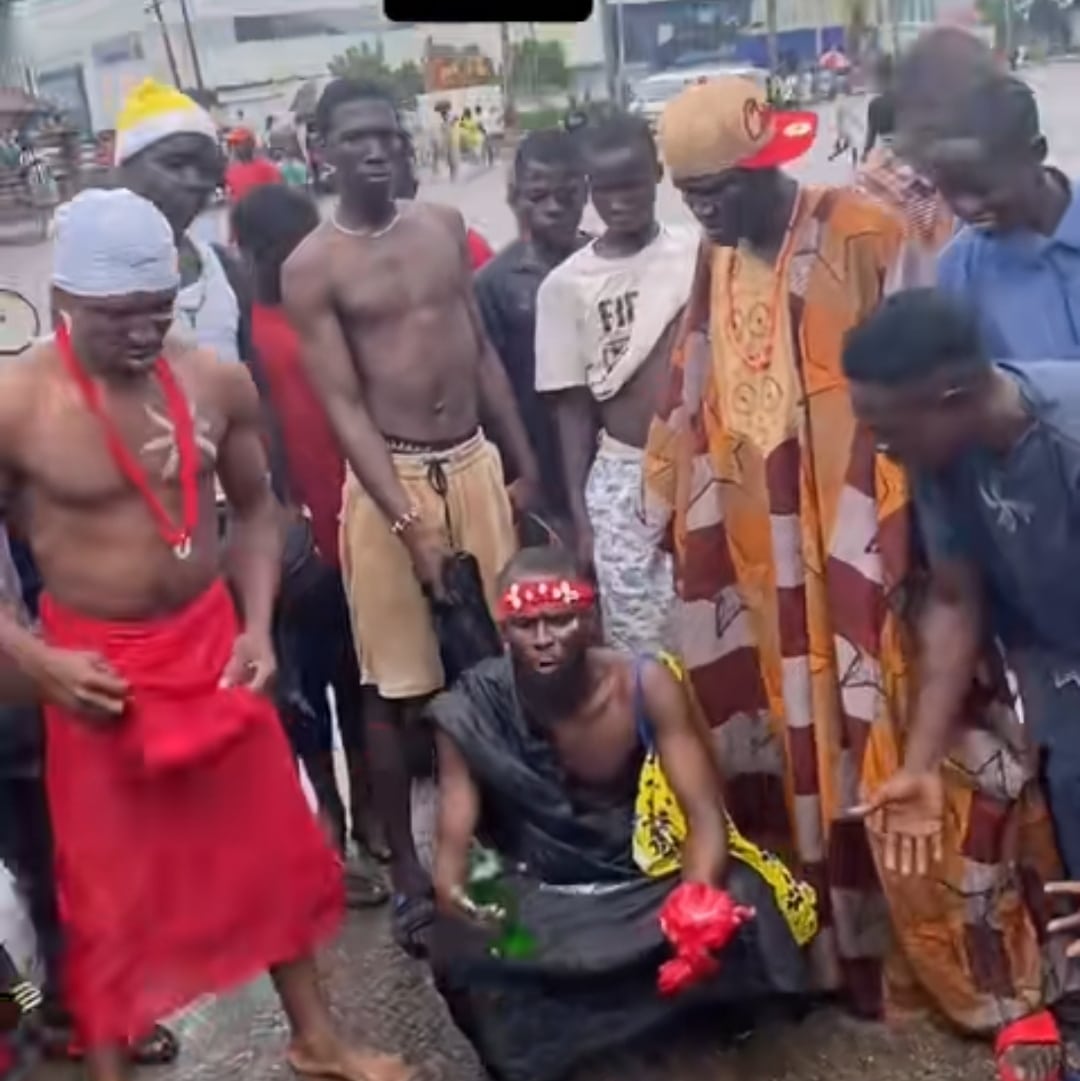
top-left (849, 769), bottom-right (945, 877)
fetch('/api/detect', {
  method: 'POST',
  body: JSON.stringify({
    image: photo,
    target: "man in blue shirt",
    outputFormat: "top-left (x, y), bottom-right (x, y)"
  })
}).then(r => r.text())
top-left (922, 74), bottom-right (1080, 359)
top-left (847, 289), bottom-right (1080, 863)
top-left (845, 288), bottom-right (1080, 1081)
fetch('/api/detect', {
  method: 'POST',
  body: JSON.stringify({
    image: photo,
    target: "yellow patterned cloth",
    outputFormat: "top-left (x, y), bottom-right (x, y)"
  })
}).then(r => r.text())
top-left (632, 654), bottom-right (819, 948)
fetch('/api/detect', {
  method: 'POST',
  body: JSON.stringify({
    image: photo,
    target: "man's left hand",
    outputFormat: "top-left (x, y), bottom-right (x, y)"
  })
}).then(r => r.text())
top-left (221, 630), bottom-right (277, 694)
top-left (506, 475), bottom-right (539, 516)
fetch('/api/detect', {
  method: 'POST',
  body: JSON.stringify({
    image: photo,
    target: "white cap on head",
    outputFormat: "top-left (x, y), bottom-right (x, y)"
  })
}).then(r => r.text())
top-left (52, 188), bottom-right (180, 299)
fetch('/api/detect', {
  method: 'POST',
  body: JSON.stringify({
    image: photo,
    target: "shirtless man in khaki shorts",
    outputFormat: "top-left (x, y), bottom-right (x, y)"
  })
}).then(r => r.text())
top-left (283, 78), bottom-right (539, 951)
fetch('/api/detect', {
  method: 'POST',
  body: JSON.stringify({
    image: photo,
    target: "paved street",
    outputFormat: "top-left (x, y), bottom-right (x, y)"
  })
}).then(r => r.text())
top-left (6, 60), bottom-right (1080, 323)
top-left (11, 59), bottom-right (1080, 1081)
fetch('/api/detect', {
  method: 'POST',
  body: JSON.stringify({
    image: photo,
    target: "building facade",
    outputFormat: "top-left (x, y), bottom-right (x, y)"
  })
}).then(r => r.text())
top-left (22, 1), bottom-right (606, 133)
top-left (0, 0), bottom-right (32, 91)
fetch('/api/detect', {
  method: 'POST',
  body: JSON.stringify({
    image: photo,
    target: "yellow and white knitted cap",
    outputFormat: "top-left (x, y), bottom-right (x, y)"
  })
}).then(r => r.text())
top-left (114, 78), bottom-right (218, 165)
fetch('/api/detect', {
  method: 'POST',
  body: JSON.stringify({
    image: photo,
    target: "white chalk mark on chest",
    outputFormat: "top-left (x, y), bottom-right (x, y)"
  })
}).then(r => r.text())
top-left (140, 400), bottom-right (218, 480)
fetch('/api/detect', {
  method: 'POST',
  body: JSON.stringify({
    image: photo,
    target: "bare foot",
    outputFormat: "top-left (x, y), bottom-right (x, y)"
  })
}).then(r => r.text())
top-left (287, 1039), bottom-right (414, 1081)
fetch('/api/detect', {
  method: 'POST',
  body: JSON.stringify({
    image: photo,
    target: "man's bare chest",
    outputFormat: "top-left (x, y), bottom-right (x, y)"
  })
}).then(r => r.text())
top-left (25, 384), bottom-right (223, 505)
top-left (334, 233), bottom-right (464, 326)
top-left (550, 707), bottom-right (642, 791)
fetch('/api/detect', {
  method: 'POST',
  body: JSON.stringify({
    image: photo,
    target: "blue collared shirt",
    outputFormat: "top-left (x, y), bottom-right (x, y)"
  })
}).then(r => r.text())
top-left (914, 361), bottom-right (1080, 658)
top-left (937, 172), bottom-right (1080, 360)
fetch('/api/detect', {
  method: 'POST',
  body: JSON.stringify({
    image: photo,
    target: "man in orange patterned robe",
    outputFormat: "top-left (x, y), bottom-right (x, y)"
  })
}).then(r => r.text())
top-left (645, 75), bottom-right (1073, 1081)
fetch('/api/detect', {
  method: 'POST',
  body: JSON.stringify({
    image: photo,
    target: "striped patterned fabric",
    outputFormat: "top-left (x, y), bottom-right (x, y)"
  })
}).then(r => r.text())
top-left (856, 146), bottom-right (954, 249)
top-left (644, 185), bottom-right (1074, 1030)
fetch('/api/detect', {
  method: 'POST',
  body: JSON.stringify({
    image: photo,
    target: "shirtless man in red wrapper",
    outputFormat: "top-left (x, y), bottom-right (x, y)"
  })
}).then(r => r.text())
top-left (0, 188), bottom-right (412, 1081)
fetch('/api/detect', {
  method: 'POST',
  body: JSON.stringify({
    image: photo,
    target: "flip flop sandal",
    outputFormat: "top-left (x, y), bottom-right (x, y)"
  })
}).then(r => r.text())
top-left (129, 1023), bottom-right (180, 1066)
top-left (996, 1010), bottom-right (1063, 1081)
top-left (46, 1022), bottom-right (179, 1066)
top-left (392, 893), bottom-right (434, 958)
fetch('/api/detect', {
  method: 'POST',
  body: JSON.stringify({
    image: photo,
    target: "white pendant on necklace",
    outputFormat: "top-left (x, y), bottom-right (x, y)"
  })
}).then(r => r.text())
top-left (173, 535), bottom-right (193, 560)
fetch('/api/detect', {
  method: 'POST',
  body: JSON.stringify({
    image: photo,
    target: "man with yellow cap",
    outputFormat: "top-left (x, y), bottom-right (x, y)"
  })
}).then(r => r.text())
top-left (113, 79), bottom-right (244, 366)
top-left (645, 73), bottom-right (1067, 1078)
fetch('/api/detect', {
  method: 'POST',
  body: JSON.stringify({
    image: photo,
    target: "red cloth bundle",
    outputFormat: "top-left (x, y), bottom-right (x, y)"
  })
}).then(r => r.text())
top-left (657, 882), bottom-right (755, 996)
top-left (40, 580), bottom-right (344, 1046)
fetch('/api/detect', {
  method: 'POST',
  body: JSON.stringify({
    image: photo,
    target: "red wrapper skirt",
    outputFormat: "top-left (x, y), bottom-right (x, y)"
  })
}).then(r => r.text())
top-left (39, 580), bottom-right (344, 1047)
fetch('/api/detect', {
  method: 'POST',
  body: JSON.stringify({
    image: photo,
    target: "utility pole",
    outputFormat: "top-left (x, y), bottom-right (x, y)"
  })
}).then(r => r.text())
top-left (1003, 0), bottom-right (1014, 61)
top-left (597, 0), bottom-right (617, 101)
top-left (178, 0), bottom-right (206, 92)
top-left (499, 22), bottom-right (515, 115)
top-left (145, 0), bottom-right (182, 88)
top-left (766, 0), bottom-right (779, 73)
top-left (615, 0), bottom-right (626, 105)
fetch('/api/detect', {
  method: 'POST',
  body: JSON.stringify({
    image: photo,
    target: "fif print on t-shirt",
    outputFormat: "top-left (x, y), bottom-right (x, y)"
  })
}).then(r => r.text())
top-left (597, 288), bottom-right (640, 378)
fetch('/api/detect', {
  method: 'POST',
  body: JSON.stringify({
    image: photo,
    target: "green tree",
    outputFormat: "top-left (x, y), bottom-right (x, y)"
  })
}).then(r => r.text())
top-left (327, 43), bottom-right (424, 108)
top-left (510, 39), bottom-right (569, 94)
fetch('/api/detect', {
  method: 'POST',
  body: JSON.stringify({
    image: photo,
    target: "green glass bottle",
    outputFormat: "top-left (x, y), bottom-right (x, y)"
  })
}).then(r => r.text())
top-left (466, 844), bottom-right (537, 960)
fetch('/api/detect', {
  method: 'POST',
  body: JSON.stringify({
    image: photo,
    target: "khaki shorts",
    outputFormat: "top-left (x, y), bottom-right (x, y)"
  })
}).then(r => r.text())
top-left (340, 431), bottom-right (516, 699)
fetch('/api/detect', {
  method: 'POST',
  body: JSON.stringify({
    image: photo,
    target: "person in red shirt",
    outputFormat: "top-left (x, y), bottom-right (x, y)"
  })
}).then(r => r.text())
top-left (231, 183), bottom-right (389, 884)
top-left (224, 127), bottom-right (283, 204)
top-left (466, 226), bottom-right (493, 270)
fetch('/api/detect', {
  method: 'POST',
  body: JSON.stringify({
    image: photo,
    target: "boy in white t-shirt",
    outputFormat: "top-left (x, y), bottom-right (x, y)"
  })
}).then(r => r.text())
top-left (535, 114), bottom-right (698, 652)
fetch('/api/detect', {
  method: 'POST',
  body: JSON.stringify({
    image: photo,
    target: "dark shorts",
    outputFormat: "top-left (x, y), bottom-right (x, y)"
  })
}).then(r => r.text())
top-left (1013, 647), bottom-right (1080, 877)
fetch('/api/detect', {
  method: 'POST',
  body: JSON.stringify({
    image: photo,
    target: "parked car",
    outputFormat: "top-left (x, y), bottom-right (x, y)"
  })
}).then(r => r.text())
top-left (629, 60), bottom-right (768, 129)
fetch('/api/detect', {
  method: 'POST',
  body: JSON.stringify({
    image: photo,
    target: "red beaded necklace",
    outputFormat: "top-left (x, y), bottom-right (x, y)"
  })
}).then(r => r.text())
top-left (55, 323), bottom-right (200, 560)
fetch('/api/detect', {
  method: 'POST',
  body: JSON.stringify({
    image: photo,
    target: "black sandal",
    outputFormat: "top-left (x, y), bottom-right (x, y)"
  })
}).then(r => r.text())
top-left (392, 893), bottom-right (434, 958)
top-left (129, 1023), bottom-right (180, 1066)
top-left (44, 1021), bottom-right (179, 1066)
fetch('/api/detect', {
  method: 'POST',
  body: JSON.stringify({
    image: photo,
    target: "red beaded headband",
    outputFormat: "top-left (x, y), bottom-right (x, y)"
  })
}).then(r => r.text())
top-left (496, 577), bottom-right (596, 622)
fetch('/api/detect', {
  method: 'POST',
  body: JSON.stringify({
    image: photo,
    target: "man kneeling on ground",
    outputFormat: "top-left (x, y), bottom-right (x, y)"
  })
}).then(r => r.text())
top-left (427, 546), bottom-right (815, 1081)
